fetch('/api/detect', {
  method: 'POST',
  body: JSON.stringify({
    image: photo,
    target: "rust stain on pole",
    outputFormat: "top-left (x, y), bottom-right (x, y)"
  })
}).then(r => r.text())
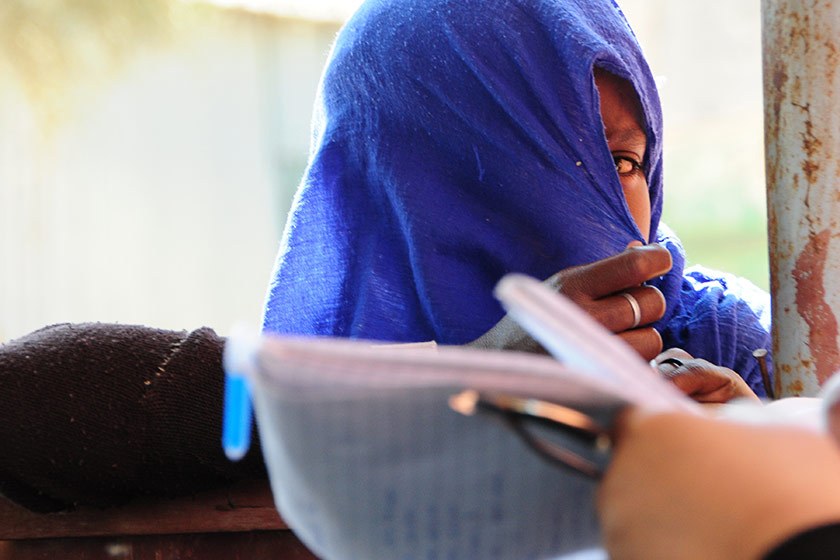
top-left (762, 0), bottom-right (840, 397)
top-left (793, 228), bottom-right (840, 385)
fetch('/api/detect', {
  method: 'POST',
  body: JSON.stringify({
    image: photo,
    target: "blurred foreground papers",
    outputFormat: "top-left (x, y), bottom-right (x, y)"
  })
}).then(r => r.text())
top-left (235, 274), bottom-right (694, 559)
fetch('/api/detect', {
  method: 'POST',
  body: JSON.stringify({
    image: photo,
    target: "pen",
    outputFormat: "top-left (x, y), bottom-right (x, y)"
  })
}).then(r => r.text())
top-left (221, 324), bottom-right (259, 461)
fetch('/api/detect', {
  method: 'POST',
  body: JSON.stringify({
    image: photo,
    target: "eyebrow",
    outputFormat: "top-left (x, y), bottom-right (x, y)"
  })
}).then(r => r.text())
top-left (605, 126), bottom-right (647, 146)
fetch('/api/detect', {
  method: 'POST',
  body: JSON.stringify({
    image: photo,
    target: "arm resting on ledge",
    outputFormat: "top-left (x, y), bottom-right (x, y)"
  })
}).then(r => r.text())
top-left (0, 323), bottom-right (266, 512)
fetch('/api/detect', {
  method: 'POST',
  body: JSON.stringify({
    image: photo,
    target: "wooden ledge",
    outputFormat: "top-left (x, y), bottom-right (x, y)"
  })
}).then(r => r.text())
top-left (0, 480), bottom-right (288, 540)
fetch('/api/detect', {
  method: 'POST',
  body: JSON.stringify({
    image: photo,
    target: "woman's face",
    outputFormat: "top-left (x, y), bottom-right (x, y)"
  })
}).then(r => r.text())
top-left (594, 68), bottom-right (651, 242)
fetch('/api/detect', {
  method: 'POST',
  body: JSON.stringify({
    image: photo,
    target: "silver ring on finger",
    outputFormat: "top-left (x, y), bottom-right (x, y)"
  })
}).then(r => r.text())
top-left (621, 292), bottom-right (642, 329)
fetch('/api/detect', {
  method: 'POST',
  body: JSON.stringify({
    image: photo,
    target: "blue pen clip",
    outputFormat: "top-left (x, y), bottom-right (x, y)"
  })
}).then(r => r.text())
top-left (222, 324), bottom-right (260, 461)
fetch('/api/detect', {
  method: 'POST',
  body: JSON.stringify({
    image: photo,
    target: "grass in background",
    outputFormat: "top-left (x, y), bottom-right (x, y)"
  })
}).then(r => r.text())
top-left (674, 227), bottom-right (769, 291)
top-left (660, 138), bottom-right (770, 292)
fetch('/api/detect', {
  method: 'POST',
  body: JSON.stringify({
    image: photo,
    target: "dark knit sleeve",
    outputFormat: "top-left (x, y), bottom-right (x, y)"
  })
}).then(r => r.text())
top-left (763, 522), bottom-right (840, 559)
top-left (0, 323), bottom-right (266, 512)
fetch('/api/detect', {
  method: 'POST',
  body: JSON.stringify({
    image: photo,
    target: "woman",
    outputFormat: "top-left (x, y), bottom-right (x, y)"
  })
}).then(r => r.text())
top-left (262, 0), bottom-right (771, 396)
top-left (0, 0), bottom-right (767, 518)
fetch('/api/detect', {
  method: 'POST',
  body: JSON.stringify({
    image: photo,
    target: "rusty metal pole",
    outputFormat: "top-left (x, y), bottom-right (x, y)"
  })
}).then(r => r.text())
top-left (762, 0), bottom-right (840, 397)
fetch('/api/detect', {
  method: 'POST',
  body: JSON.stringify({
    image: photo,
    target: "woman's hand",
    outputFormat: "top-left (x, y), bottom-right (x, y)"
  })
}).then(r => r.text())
top-left (597, 407), bottom-right (840, 560)
top-left (654, 348), bottom-right (759, 404)
top-left (468, 243), bottom-right (672, 361)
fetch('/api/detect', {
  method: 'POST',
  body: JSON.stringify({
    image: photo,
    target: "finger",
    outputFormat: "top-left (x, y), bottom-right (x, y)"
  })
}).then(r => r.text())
top-left (662, 360), bottom-right (722, 396)
top-left (573, 244), bottom-right (672, 298)
top-left (654, 347), bottom-right (694, 365)
top-left (664, 360), bottom-right (759, 403)
top-left (593, 285), bottom-right (666, 332)
top-left (653, 348), bottom-right (694, 375)
top-left (617, 327), bottom-right (662, 361)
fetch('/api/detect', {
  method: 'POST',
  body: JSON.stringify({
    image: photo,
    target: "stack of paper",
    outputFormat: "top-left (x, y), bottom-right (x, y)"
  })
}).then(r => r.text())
top-left (230, 274), bottom-right (697, 559)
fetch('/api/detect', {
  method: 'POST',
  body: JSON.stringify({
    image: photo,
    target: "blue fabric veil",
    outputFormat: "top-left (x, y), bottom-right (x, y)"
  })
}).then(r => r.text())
top-left (263, 0), bottom-right (772, 394)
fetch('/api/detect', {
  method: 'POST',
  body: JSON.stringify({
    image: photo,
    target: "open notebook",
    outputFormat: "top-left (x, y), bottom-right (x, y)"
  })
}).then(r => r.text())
top-left (222, 274), bottom-right (700, 559)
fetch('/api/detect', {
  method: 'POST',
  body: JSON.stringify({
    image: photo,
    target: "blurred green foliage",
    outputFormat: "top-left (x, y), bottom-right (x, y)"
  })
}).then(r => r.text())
top-left (660, 135), bottom-right (770, 292)
top-left (668, 217), bottom-right (770, 292)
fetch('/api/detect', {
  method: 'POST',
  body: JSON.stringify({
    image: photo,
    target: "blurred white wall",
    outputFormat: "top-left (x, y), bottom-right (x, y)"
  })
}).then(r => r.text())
top-left (620, 1), bottom-right (768, 283)
top-left (0, 8), bottom-right (341, 341)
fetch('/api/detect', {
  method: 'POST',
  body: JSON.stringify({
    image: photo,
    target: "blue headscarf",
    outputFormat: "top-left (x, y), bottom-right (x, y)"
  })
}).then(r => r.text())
top-left (263, 0), bottom-right (772, 394)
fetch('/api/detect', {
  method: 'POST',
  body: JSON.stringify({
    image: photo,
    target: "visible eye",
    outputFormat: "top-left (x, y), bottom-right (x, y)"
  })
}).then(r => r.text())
top-left (614, 155), bottom-right (643, 177)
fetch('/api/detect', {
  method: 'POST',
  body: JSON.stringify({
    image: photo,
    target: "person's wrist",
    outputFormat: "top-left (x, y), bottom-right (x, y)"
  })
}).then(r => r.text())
top-left (742, 495), bottom-right (840, 560)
